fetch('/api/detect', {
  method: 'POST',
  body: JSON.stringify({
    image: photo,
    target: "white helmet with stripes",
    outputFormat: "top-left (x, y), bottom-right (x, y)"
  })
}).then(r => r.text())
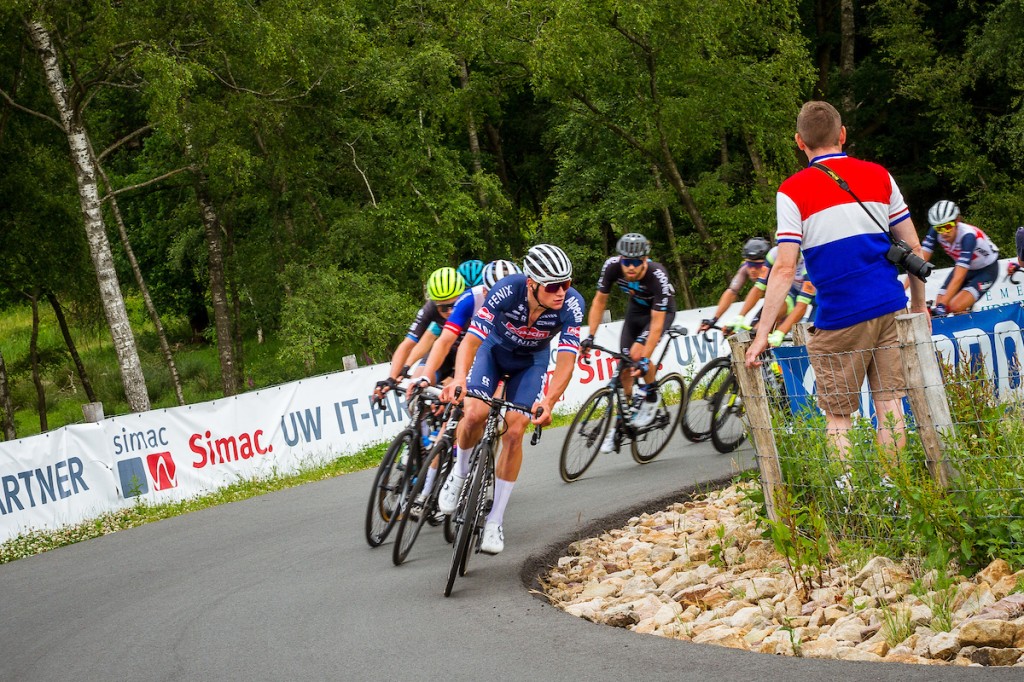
top-left (523, 244), bottom-right (573, 284)
top-left (927, 200), bottom-right (960, 227)
top-left (482, 259), bottom-right (521, 288)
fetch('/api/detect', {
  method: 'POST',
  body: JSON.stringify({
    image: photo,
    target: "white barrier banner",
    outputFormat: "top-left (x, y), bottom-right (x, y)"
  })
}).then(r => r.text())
top-left (3, 258), bottom-right (1023, 544)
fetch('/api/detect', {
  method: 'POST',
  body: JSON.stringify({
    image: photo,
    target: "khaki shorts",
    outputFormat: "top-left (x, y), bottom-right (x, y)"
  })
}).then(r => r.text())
top-left (807, 312), bottom-right (905, 416)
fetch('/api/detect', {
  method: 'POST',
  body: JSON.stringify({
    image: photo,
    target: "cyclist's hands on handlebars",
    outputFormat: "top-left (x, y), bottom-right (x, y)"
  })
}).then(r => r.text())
top-left (405, 374), bottom-right (430, 401)
top-left (372, 376), bottom-right (397, 404)
top-left (697, 317), bottom-right (717, 334)
top-left (580, 335), bottom-right (595, 358)
top-left (530, 400), bottom-right (553, 428)
top-left (440, 379), bottom-right (466, 405)
top-left (631, 356), bottom-right (651, 378)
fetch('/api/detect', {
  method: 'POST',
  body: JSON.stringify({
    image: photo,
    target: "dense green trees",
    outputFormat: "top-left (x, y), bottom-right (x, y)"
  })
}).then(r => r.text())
top-left (1, 0), bottom-right (1023, 433)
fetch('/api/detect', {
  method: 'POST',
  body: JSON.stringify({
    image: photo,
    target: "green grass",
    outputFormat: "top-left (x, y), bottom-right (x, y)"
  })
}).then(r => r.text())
top-left (0, 442), bottom-right (389, 564)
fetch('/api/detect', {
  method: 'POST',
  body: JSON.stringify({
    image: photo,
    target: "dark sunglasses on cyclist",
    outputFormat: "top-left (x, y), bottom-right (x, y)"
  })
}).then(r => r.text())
top-left (935, 220), bottom-right (957, 232)
top-left (621, 257), bottom-right (645, 267)
top-left (745, 260), bottom-right (766, 269)
top-left (541, 280), bottom-right (571, 293)
top-left (436, 302), bottom-right (455, 312)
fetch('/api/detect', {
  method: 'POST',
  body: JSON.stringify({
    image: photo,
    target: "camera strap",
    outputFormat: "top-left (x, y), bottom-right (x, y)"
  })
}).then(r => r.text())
top-left (810, 162), bottom-right (898, 246)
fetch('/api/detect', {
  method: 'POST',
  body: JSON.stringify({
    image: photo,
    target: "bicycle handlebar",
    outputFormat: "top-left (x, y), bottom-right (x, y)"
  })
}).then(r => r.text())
top-left (466, 391), bottom-right (544, 445)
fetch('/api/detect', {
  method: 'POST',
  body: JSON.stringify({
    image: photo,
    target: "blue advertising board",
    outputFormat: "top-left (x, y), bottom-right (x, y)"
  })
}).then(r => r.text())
top-left (773, 302), bottom-right (1024, 419)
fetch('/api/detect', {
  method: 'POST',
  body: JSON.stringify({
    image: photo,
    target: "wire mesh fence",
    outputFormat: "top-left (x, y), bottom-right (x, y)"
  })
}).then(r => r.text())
top-left (729, 310), bottom-right (1024, 571)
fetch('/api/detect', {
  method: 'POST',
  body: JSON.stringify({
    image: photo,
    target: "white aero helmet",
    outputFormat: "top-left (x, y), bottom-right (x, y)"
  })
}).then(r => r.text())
top-left (927, 200), bottom-right (960, 227)
top-left (523, 244), bottom-right (573, 284)
top-left (482, 259), bottom-right (521, 288)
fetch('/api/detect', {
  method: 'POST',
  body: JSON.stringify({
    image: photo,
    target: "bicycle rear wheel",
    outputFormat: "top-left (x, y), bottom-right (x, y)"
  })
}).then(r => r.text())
top-left (710, 374), bottom-right (747, 453)
top-left (631, 372), bottom-right (685, 463)
top-left (681, 358), bottom-right (731, 442)
top-left (392, 437), bottom-right (450, 565)
top-left (559, 387), bottom-right (613, 482)
top-left (365, 431), bottom-right (414, 547)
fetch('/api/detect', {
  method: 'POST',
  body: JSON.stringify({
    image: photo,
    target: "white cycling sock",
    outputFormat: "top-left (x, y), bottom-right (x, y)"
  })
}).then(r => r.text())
top-left (423, 466), bottom-right (438, 495)
top-left (454, 445), bottom-right (472, 478)
top-left (486, 478), bottom-right (515, 526)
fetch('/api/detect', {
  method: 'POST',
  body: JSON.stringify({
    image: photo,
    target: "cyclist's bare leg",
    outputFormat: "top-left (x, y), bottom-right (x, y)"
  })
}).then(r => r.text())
top-left (873, 397), bottom-right (907, 468)
top-left (494, 409), bottom-right (528, 481)
top-left (948, 289), bottom-right (977, 314)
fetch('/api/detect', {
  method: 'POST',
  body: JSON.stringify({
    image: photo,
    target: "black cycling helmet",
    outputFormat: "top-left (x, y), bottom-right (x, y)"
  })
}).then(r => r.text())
top-left (616, 233), bottom-right (651, 258)
top-left (742, 237), bottom-right (771, 261)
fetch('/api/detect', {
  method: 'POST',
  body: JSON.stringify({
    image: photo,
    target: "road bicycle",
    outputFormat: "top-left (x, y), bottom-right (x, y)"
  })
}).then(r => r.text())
top-left (682, 321), bottom-right (790, 453)
top-left (364, 383), bottom-right (443, 548)
top-left (391, 393), bottom-right (463, 566)
top-left (558, 325), bottom-right (688, 483)
top-left (444, 391), bottom-right (542, 597)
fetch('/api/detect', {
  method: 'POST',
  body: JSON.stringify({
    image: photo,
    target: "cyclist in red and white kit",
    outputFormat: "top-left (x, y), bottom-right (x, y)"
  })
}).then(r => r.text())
top-left (919, 200), bottom-right (999, 315)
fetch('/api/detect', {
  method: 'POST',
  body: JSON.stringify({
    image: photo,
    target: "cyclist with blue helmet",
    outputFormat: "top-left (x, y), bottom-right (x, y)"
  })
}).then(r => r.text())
top-left (457, 259), bottom-right (485, 288)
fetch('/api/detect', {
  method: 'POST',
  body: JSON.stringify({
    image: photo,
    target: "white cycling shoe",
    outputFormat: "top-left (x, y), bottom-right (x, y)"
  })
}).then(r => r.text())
top-left (632, 398), bottom-right (659, 428)
top-left (436, 472), bottom-right (466, 515)
top-left (480, 521), bottom-right (504, 554)
top-left (599, 430), bottom-right (617, 454)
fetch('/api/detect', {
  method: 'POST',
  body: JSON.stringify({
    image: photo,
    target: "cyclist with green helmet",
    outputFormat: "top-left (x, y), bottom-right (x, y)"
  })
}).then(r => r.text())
top-left (373, 267), bottom-right (466, 401)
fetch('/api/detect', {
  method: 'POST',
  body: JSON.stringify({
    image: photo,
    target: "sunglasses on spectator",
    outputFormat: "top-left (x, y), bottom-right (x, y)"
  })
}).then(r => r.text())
top-left (540, 280), bottom-right (571, 293)
top-left (935, 221), bottom-right (957, 232)
top-left (621, 257), bottom-right (645, 267)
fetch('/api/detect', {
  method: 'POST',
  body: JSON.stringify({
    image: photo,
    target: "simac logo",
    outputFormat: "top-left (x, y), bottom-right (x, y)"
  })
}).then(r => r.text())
top-left (147, 452), bottom-right (178, 491)
top-left (116, 452), bottom-right (179, 497)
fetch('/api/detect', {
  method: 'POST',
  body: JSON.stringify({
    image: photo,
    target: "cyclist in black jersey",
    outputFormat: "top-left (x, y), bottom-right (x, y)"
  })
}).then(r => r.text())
top-left (372, 267), bottom-right (466, 402)
top-left (582, 233), bottom-right (676, 436)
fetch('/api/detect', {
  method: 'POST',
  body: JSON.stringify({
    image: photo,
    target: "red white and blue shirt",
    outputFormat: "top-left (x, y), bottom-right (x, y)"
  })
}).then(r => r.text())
top-left (776, 153), bottom-right (910, 330)
top-left (468, 274), bottom-right (585, 355)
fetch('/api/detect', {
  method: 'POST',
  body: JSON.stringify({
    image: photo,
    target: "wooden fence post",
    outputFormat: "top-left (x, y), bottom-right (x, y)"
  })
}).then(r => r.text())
top-left (342, 354), bottom-right (359, 371)
top-left (895, 313), bottom-right (952, 488)
top-left (728, 332), bottom-right (785, 522)
top-left (791, 322), bottom-right (811, 348)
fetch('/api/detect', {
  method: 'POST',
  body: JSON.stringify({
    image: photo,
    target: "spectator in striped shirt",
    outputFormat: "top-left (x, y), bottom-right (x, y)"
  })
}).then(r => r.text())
top-left (745, 101), bottom-right (928, 462)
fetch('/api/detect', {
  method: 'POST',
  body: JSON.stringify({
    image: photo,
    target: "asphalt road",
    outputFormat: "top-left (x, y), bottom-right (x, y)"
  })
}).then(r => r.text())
top-left (1, 427), bottom-right (1018, 681)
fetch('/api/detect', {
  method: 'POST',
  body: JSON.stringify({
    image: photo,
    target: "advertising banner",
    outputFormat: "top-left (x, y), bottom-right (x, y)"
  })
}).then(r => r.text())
top-left (3, 259), bottom-right (1023, 543)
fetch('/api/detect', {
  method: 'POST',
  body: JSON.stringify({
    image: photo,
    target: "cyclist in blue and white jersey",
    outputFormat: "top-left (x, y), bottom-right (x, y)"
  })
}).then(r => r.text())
top-left (583, 233), bottom-right (676, 438)
top-left (1009, 227), bottom-right (1024, 279)
top-left (438, 245), bottom-right (584, 554)
top-left (919, 200), bottom-right (999, 315)
top-left (405, 260), bottom-right (522, 514)
top-left (372, 267), bottom-right (466, 401)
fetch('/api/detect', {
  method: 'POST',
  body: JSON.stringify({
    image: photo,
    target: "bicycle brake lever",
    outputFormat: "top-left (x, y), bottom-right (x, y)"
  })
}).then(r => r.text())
top-left (530, 407), bottom-right (544, 445)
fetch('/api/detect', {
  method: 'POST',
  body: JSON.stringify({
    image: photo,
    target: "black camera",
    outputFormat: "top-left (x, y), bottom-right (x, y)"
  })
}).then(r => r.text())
top-left (886, 240), bottom-right (933, 282)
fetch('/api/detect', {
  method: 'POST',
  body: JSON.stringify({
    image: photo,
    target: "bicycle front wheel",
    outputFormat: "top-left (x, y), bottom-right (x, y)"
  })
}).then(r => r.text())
top-left (559, 387), bottom-right (614, 482)
top-left (681, 357), bottom-right (731, 443)
top-left (392, 437), bottom-right (450, 566)
top-left (445, 441), bottom-right (489, 596)
top-left (631, 372), bottom-right (686, 463)
top-left (365, 430), bottom-right (414, 547)
top-left (710, 374), bottom-right (747, 453)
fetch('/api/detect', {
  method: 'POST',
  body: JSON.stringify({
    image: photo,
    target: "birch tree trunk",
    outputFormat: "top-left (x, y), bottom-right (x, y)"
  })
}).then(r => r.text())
top-left (0, 347), bottom-right (15, 440)
top-left (27, 20), bottom-right (150, 412)
top-left (459, 60), bottom-right (488, 208)
top-left (193, 170), bottom-right (239, 396)
top-left (96, 164), bottom-right (186, 405)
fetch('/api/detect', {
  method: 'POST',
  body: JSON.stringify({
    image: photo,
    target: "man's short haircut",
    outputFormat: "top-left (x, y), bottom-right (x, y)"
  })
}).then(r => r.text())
top-left (797, 101), bottom-right (842, 149)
